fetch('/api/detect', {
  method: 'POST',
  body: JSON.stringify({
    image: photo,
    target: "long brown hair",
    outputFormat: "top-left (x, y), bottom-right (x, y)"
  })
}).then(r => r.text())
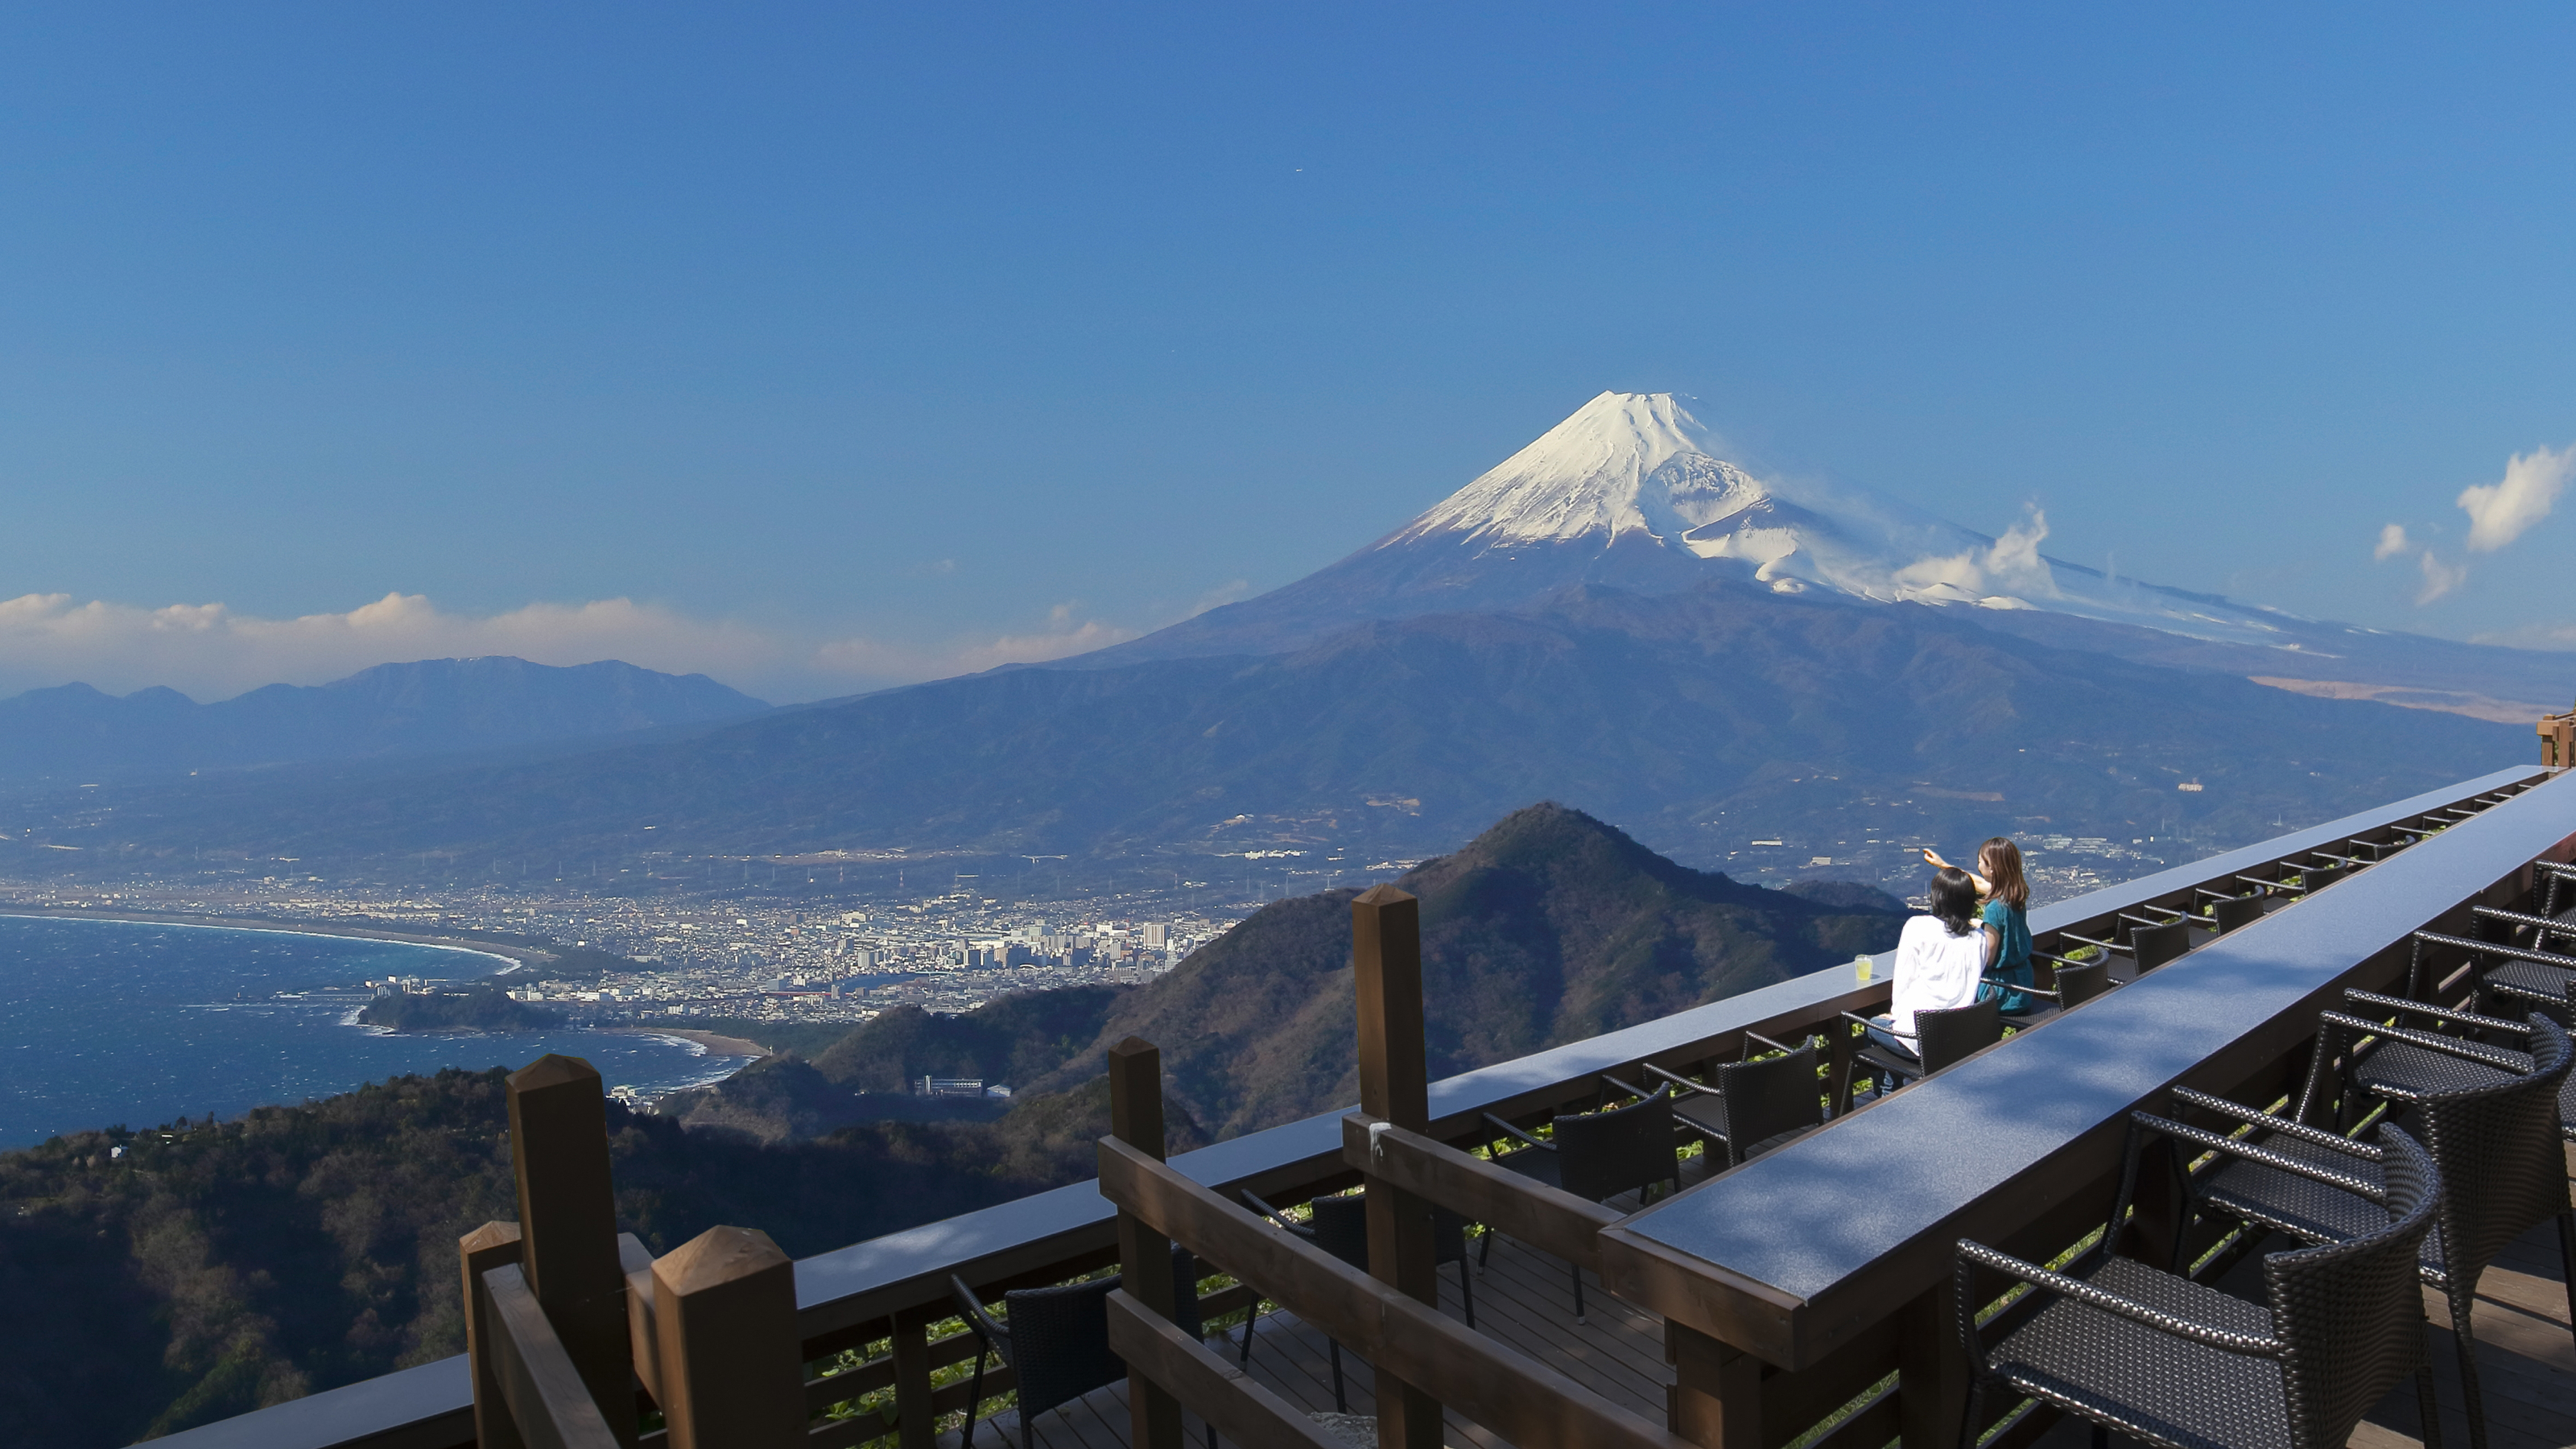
top-left (1979, 836), bottom-right (2029, 911)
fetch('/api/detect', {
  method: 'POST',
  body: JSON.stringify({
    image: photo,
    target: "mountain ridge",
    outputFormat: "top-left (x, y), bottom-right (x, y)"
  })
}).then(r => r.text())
top-left (0, 656), bottom-right (769, 786)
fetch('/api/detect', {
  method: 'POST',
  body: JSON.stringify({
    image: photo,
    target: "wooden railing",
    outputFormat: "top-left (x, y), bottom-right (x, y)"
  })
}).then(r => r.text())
top-left (148, 764), bottom-right (2550, 1449)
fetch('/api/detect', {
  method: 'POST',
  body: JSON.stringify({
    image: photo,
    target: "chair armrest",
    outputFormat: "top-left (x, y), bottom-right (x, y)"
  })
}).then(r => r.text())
top-left (949, 1275), bottom-right (1011, 1348)
top-left (1953, 1241), bottom-right (2285, 1358)
top-left (2167, 1087), bottom-right (2383, 1158)
top-left (1744, 1030), bottom-right (1801, 1056)
top-left (2033, 951), bottom-right (2098, 972)
top-left (2319, 1009), bottom-right (2533, 1073)
top-left (2131, 1109), bottom-right (2386, 1204)
top-left (1992, 977), bottom-right (2062, 1001)
top-left (1642, 1062), bottom-right (1721, 1097)
top-left (1481, 1112), bottom-right (1554, 1151)
top-left (2342, 989), bottom-right (2530, 1038)
top-left (1839, 1009), bottom-right (1909, 1038)
top-left (1600, 1073), bottom-right (1654, 1101)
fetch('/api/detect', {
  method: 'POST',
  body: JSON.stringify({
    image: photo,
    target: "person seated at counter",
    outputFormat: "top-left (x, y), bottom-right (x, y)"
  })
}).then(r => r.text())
top-left (1866, 865), bottom-right (1990, 1063)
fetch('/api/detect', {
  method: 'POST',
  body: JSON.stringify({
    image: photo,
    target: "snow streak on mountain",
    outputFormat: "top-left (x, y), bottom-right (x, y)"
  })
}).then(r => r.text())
top-left (1387, 390), bottom-right (2296, 646)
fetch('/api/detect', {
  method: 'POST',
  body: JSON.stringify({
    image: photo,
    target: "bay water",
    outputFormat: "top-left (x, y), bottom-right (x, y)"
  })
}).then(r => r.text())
top-left (0, 914), bottom-right (743, 1150)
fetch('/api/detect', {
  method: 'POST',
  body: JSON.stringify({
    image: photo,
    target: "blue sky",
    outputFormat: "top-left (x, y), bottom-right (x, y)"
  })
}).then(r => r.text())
top-left (4, 6), bottom-right (2573, 702)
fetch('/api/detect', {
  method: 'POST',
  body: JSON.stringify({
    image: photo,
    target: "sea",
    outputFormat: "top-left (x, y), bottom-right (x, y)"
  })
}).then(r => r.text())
top-left (0, 914), bottom-right (749, 1151)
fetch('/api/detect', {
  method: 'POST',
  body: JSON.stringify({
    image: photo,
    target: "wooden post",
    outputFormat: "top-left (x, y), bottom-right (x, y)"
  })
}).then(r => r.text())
top-left (1351, 885), bottom-right (1443, 1449)
top-left (1666, 1320), bottom-right (1761, 1449)
top-left (461, 1220), bottom-right (528, 1449)
top-left (652, 1225), bottom-right (806, 1449)
top-left (1897, 1278), bottom-right (1967, 1449)
top-left (507, 1054), bottom-right (640, 1447)
top-left (1108, 1037), bottom-right (1185, 1449)
top-left (890, 1310), bottom-right (936, 1449)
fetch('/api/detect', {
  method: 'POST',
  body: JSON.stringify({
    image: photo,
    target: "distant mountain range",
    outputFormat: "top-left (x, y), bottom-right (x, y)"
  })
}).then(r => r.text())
top-left (0, 657), bottom-right (767, 786)
top-left (0, 391), bottom-right (2559, 875)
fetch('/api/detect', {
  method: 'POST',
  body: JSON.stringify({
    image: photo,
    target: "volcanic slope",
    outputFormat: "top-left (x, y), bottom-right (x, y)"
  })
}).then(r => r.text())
top-left (675, 803), bottom-right (1905, 1142)
top-left (1080, 390), bottom-right (2574, 714)
top-left (27, 576), bottom-right (2528, 873)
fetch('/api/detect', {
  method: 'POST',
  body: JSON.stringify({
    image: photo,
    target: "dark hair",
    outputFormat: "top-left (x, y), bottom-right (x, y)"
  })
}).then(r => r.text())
top-left (1979, 837), bottom-right (2029, 911)
top-left (1927, 866), bottom-right (1979, 937)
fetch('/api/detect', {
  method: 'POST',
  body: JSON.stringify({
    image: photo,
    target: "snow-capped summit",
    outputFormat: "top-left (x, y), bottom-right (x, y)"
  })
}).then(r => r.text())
top-left (1385, 390), bottom-right (2285, 639)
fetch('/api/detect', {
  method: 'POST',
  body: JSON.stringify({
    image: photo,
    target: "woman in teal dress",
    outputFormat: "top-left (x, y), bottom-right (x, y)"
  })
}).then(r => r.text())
top-left (1922, 836), bottom-right (2034, 1015)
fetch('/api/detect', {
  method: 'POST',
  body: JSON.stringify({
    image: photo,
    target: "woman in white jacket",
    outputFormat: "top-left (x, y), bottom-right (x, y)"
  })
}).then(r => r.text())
top-left (1866, 866), bottom-right (1990, 1064)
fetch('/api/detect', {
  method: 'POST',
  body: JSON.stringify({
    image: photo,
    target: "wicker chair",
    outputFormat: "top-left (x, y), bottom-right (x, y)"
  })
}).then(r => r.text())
top-left (2183, 1013), bottom-right (2574, 1449)
top-left (2321, 987), bottom-right (2576, 1351)
top-left (1639, 1034), bottom-right (1825, 1170)
top-left (1236, 1189), bottom-right (1472, 1411)
top-left (1994, 958), bottom-right (2114, 1028)
top-left (1955, 1123), bottom-right (2443, 1449)
top-left (1839, 996), bottom-right (2003, 1104)
top-left (951, 1245), bottom-right (1208, 1449)
top-left (1481, 1081), bottom-right (1679, 1323)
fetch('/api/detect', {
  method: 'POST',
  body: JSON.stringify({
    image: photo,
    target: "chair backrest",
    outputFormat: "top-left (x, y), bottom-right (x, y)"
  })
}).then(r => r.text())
top-left (2413, 1013), bottom-right (2575, 1290)
top-left (2209, 895), bottom-right (2265, 934)
top-left (2129, 922), bottom-right (2191, 972)
top-left (2265, 1125), bottom-right (2442, 1449)
top-left (1307, 1191), bottom-right (1468, 1268)
top-left (1914, 997), bottom-right (2004, 1074)
top-left (2052, 960), bottom-right (2112, 1009)
top-left (1710, 1046), bottom-right (1822, 1164)
top-left (1001, 1277), bottom-right (1125, 1420)
top-left (1306, 1193), bottom-right (1371, 1271)
top-left (1554, 1088), bottom-right (1678, 1203)
top-left (2300, 864), bottom-right (2347, 895)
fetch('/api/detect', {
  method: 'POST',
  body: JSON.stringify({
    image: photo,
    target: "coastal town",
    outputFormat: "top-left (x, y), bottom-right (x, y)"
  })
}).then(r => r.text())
top-left (0, 869), bottom-right (1249, 1030)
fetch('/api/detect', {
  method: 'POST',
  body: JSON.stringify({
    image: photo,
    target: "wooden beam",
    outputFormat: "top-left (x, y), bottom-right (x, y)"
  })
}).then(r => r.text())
top-left (652, 1225), bottom-right (806, 1449)
top-left (1108, 1037), bottom-right (1185, 1449)
top-left (1667, 1320), bottom-right (1763, 1449)
top-left (1352, 885), bottom-right (1429, 1132)
top-left (461, 1220), bottom-right (528, 1449)
top-left (890, 1308), bottom-right (935, 1449)
top-left (483, 1262), bottom-right (625, 1449)
top-left (1104, 1290), bottom-right (1346, 1449)
top-left (506, 1054), bottom-right (638, 1447)
top-left (1350, 885), bottom-right (1443, 1449)
top-left (1098, 1136), bottom-right (1694, 1449)
top-left (1339, 1113), bottom-right (1619, 1270)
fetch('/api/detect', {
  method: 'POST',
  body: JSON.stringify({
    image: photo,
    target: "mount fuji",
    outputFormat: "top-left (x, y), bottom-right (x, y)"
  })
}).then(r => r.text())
top-left (1084, 391), bottom-right (2566, 720)
top-left (6, 390), bottom-right (2547, 885)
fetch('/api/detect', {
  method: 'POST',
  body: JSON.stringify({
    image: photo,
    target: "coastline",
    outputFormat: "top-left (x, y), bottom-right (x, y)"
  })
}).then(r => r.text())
top-left (607, 1027), bottom-right (770, 1059)
top-left (0, 906), bottom-right (551, 973)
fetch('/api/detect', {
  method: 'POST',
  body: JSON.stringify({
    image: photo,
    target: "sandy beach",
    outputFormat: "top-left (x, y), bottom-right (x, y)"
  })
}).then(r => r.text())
top-left (611, 1027), bottom-right (770, 1059)
top-left (0, 906), bottom-right (548, 972)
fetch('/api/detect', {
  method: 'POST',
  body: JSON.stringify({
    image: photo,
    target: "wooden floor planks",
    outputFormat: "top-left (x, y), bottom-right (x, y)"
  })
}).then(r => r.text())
top-left (948, 1162), bottom-right (2574, 1449)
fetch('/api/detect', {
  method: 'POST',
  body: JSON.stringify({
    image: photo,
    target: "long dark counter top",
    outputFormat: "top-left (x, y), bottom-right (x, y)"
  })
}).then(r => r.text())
top-left (1600, 763), bottom-right (2567, 1368)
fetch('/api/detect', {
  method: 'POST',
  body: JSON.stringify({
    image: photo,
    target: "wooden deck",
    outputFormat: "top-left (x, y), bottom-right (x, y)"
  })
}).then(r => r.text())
top-left (943, 1191), bottom-right (1679, 1449)
top-left (956, 1170), bottom-right (2576, 1449)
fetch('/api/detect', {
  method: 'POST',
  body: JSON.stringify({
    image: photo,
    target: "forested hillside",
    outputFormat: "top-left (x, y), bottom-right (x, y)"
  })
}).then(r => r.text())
top-left (2, 801), bottom-right (1901, 1446)
top-left (0, 1067), bottom-right (1156, 1447)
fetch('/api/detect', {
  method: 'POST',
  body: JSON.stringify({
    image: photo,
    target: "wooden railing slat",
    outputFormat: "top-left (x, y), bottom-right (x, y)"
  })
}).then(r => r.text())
top-left (1105, 1290), bottom-right (1344, 1449)
top-left (484, 1263), bottom-right (625, 1449)
top-left (1339, 1114), bottom-right (1620, 1271)
top-left (1099, 1136), bottom-right (1693, 1449)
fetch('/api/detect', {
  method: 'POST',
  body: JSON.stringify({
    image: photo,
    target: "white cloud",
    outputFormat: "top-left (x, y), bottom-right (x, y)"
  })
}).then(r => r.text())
top-left (0, 592), bottom-right (776, 701)
top-left (812, 603), bottom-right (1137, 685)
top-left (1890, 506), bottom-right (2059, 601)
top-left (1190, 579), bottom-right (1253, 616)
top-left (2414, 551), bottom-right (2468, 605)
top-left (2456, 444), bottom-right (2573, 551)
top-left (2372, 523), bottom-right (2412, 562)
